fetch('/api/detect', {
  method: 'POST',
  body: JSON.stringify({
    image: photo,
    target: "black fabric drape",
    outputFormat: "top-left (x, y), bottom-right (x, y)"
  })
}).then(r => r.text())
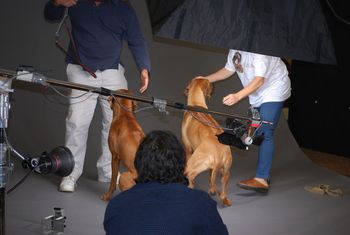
top-left (146, 0), bottom-right (337, 65)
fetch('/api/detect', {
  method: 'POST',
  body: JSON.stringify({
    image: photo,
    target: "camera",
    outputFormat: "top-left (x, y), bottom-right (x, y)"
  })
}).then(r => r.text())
top-left (217, 107), bottom-right (264, 149)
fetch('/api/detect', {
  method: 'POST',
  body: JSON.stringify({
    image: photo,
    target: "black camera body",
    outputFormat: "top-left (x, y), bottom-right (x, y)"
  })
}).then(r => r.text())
top-left (217, 107), bottom-right (264, 149)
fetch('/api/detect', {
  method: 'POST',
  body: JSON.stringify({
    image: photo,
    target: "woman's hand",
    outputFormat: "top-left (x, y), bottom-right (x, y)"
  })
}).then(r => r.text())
top-left (223, 76), bottom-right (265, 106)
top-left (223, 93), bottom-right (241, 106)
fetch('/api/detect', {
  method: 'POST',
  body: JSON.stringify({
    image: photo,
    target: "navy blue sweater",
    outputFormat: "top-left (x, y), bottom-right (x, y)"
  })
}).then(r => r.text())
top-left (44, 0), bottom-right (150, 72)
top-left (104, 183), bottom-right (229, 235)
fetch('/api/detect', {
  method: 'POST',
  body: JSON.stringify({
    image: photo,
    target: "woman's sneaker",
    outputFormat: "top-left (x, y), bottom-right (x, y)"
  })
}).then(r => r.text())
top-left (59, 176), bottom-right (76, 192)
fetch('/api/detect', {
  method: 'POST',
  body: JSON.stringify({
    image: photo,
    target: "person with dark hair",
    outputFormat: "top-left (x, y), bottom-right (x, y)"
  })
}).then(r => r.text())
top-left (104, 130), bottom-right (229, 235)
top-left (44, 0), bottom-right (151, 192)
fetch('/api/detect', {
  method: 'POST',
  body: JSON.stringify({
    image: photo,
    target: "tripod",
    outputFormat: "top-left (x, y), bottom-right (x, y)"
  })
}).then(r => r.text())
top-left (0, 70), bottom-right (51, 235)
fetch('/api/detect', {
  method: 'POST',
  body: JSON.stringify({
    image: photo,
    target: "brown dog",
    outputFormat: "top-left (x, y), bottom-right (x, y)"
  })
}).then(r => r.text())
top-left (101, 89), bottom-right (144, 201)
top-left (182, 78), bottom-right (233, 206)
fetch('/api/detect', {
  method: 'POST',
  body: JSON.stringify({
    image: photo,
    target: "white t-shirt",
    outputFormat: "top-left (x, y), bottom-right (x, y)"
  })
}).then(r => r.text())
top-left (225, 49), bottom-right (291, 107)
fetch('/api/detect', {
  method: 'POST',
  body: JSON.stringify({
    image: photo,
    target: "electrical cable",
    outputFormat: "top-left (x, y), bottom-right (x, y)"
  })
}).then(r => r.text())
top-left (6, 168), bottom-right (33, 195)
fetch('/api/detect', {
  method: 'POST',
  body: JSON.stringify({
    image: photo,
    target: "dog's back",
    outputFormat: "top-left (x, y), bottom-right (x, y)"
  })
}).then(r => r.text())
top-left (108, 93), bottom-right (144, 167)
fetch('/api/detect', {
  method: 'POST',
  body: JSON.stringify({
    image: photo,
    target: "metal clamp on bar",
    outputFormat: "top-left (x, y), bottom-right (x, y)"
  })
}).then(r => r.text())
top-left (16, 66), bottom-right (48, 86)
top-left (16, 65), bottom-right (35, 83)
top-left (99, 87), bottom-right (112, 97)
top-left (153, 97), bottom-right (169, 115)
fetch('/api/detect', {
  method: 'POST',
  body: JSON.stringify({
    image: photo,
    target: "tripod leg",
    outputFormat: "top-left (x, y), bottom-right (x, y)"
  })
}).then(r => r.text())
top-left (0, 188), bottom-right (4, 235)
top-left (0, 128), bottom-right (7, 235)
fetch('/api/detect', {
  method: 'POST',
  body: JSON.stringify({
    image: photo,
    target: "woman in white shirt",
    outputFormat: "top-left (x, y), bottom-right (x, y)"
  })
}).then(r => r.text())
top-left (199, 49), bottom-right (291, 193)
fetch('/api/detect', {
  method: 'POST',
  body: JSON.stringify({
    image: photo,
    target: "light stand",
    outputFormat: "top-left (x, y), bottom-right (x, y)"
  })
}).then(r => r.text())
top-left (0, 69), bottom-right (75, 235)
top-left (0, 71), bottom-right (13, 235)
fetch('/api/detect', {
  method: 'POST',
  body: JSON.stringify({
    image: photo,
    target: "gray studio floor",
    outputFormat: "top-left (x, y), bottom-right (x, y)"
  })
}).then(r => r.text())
top-left (5, 121), bottom-right (350, 235)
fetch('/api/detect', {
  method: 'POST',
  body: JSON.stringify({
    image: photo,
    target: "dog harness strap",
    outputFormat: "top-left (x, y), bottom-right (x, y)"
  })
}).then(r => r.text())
top-left (188, 111), bottom-right (222, 130)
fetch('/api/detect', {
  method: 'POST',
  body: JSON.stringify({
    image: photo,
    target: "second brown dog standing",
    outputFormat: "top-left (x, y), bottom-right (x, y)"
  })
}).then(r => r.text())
top-left (101, 89), bottom-right (145, 201)
top-left (182, 78), bottom-right (233, 206)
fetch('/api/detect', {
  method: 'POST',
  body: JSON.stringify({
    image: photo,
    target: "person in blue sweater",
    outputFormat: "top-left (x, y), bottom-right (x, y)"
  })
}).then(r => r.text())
top-left (44, 0), bottom-right (151, 192)
top-left (104, 130), bottom-right (229, 235)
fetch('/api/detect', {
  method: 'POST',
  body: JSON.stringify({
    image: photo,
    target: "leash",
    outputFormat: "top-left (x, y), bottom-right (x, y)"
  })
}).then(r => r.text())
top-left (111, 94), bottom-right (135, 114)
top-left (111, 94), bottom-right (159, 115)
top-left (54, 8), bottom-right (97, 78)
top-left (187, 111), bottom-right (227, 131)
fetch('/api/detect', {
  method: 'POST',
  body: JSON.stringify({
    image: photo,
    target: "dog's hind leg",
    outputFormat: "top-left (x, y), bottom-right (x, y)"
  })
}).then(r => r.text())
top-left (101, 154), bottom-right (120, 201)
top-left (219, 168), bottom-right (232, 206)
top-left (185, 153), bottom-right (210, 189)
top-left (123, 156), bottom-right (138, 181)
top-left (208, 169), bottom-right (218, 195)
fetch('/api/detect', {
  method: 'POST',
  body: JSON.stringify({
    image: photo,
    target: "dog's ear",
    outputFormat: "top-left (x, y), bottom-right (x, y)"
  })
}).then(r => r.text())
top-left (184, 79), bottom-right (195, 97)
top-left (123, 89), bottom-right (137, 111)
top-left (204, 80), bottom-right (213, 99)
top-left (184, 82), bottom-right (190, 97)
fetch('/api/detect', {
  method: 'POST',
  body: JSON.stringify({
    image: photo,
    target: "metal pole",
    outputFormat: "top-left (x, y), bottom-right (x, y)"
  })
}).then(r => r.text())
top-left (44, 77), bottom-right (253, 121)
top-left (0, 128), bottom-right (5, 235)
top-left (0, 68), bottom-right (256, 122)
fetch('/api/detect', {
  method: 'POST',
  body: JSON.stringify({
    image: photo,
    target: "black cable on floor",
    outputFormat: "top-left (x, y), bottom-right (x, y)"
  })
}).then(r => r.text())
top-left (6, 169), bottom-right (34, 194)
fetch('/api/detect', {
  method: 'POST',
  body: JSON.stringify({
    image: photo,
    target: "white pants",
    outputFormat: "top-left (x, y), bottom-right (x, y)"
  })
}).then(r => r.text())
top-left (65, 63), bottom-right (127, 181)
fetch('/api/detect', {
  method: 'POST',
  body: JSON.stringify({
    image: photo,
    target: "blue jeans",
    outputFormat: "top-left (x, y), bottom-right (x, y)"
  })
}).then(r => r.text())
top-left (255, 102), bottom-right (284, 179)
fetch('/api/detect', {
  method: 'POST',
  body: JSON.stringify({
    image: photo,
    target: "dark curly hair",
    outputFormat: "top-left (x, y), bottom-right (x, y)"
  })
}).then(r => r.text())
top-left (135, 130), bottom-right (188, 185)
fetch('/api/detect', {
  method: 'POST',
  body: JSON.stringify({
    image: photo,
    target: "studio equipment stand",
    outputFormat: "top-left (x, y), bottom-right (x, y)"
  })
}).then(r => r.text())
top-left (0, 69), bottom-right (14, 235)
top-left (0, 68), bottom-right (75, 235)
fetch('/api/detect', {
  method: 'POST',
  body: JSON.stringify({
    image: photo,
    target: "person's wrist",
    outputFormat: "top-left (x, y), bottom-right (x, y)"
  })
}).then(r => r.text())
top-left (236, 92), bottom-right (243, 101)
top-left (141, 69), bottom-right (150, 78)
top-left (206, 77), bottom-right (213, 83)
top-left (207, 77), bottom-right (216, 83)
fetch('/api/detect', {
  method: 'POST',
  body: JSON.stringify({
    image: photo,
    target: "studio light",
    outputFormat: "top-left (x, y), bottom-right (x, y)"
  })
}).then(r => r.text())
top-left (23, 146), bottom-right (75, 177)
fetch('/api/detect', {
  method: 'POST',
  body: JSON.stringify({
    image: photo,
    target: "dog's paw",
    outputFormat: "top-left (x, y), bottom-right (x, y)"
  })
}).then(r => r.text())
top-left (222, 198), bottom-right (232, 207)
top-left (209, 189), bottom-right (217, 196)
top-left (100, 193), bottom-right (112, 202)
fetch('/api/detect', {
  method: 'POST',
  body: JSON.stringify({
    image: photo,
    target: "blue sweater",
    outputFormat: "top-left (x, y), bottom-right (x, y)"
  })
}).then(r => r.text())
top-left (104, 183), bottom-right (229, 235)
top-left (44, 0), bottom-right (151, 72)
